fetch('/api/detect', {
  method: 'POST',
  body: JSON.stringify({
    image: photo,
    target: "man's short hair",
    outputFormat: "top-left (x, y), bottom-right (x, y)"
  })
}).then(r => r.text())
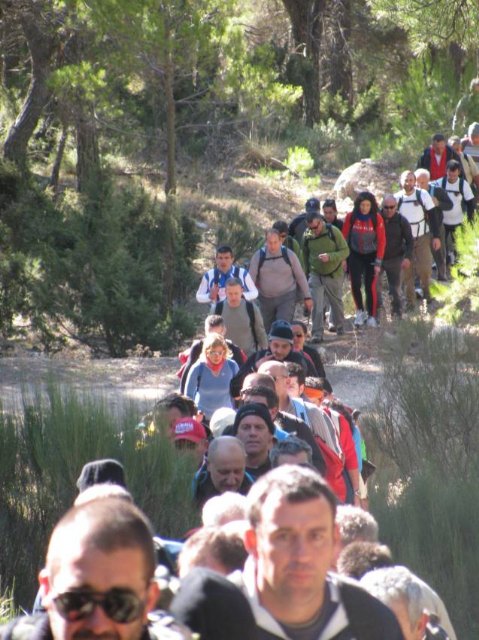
top-left (178, 526), bottom-right (248, 577)
top-left (241, 373), bottom-right (276, 393)
top-left (414, 168), bottom-right (430, 181)
top-left (46, 498), bottom-right (156, 581)
top-left (431, 133), bottom-right (445, 143)
top-left (216, 245), bottom-right (233, 256)
top-left (225, 276), bottom-right (243, 288)
top-left (448, 135), bottom-right (461, 147)
top-left (241, 384), bottom-right (279, 409)
top-left (205, 315), bottom-right (225, 332)
top-left (270, 436), bottom-right (313, 467)
top-left (286, 362), bottom-right (305, 386)
top-left (337, 541), bottom-right (393, 579)
top-left (361, 566), bottom-right (426, 630)
top-left (247, 465), bottom-right (337, 529)
top-left (272, 220), bottom-right (288, 235)
top-left (400, 169), bottom-right (415, 185)
top-left (156, 392), bottom-right (197, 417)
top-left (335, 505), bottom-right (379, 546)
top-left (202, 492), bottom-right (248, 527)
top-left (305, 377), bottom-right (333, 394)
top-left (446, 159), bottom-right (461, 172)
top-left (265, 228), bottom-right (281, 240)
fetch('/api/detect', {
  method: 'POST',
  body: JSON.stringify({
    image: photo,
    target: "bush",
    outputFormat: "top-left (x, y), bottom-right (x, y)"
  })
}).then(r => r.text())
top-left (0, 384), bottom-right (198, 611)
top-left (371, 464), bottom-right (479, 639)
top-left (364, 318), bottom-right (479, 478)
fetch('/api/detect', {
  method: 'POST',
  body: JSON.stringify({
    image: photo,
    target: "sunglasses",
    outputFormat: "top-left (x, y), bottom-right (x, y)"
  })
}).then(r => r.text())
top-left (383, 205), bottom-right (396, 210)
top-left (293, 332), bottom-right (304, 338)
top-left (53, 588), bottom-right (145, 623)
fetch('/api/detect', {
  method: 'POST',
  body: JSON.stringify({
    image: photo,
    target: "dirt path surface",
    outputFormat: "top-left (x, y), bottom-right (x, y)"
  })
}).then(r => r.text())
top-left (0, 326), bottom-right (382, 416)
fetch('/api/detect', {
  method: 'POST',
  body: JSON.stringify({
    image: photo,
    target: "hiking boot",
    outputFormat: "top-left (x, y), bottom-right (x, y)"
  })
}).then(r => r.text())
top-left (310, 335), bottom-right (323, 344)
top-left (366, 316), bottom-right (378, 328)
top-left (354, 310), bottom-right (367, 327)
top-left (336, 327), bottom-right (345, 335)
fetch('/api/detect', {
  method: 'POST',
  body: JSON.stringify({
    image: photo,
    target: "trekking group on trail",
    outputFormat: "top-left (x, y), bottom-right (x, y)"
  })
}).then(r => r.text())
top-left (5, 122), bottom-right (476, 640)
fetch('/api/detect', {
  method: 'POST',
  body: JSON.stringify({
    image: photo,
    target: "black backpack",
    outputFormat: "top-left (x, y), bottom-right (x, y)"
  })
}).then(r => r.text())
top-left (257, 245), bottom-right (293, 275)
top-left (214, 299), bottom-right (258, 350)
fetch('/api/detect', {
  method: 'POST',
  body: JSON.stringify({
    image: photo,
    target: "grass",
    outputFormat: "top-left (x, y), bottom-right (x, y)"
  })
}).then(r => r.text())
top-left (0, 384), bottom-right (198, 611)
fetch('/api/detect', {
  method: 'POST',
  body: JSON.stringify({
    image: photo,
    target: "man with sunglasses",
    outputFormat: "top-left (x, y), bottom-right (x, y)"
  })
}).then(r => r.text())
top-left (302, 211), bottom-right (349, 343)
top-left (2, 498), bottom-right (187, 640)
top-left (379, 195), bottom-right (413, 318)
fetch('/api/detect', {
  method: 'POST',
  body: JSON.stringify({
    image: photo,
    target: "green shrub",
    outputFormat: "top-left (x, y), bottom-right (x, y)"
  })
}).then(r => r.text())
top-left (371, 464), bottom-right (479, 639)
top-left (0, 384), bottom-right (198, 610)
top-left (284, 146), bottom-right (314, 176)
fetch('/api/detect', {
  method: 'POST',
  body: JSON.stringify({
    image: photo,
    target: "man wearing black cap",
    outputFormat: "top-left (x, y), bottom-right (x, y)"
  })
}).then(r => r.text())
top-left (289, 197), bottom-right (321, 244)
top-left (232, 403), bottom-right (276, 480)
top-left (303, 211), bottom-right (349, 343)
top-left (230, 320), bottom-right (316, 398)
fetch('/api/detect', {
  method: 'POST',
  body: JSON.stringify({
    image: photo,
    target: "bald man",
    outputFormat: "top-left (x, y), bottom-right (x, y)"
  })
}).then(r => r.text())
top-left (193, 436), bottom-right (254, 506)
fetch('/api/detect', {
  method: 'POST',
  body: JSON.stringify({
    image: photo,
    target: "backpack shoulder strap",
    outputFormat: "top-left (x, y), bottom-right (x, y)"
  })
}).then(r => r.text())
top-left (459, 177), bottom-right (465, 197)
top-left (281, 245), bottom-right (292, 267)
top-left (213, 267), bottom-right (220, 286)
top-left (257, 247), bottom-right (266, 274)
top-left (232, 265), bottom-right (240, 278)
top-left (195, 362), bottom-right (204, 394)
top-left (245, 301), bottom-right (258, 350)
top-left (214, 300), bottom-right (224, 315)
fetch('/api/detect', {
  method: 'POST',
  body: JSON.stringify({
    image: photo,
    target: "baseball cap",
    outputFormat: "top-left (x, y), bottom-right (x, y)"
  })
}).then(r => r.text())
top-left (268, 319), bottom-right (294, 344)
top-left (304, 197), bottom-right (320, 213)
top-left (172, 417), bottom-right (208, 443)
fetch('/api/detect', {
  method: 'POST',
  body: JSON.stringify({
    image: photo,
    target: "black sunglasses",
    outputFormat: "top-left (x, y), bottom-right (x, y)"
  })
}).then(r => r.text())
top-left (53, 588), bottom-right (145, 623)
top-left (383, 205), bottom-right (396, 210)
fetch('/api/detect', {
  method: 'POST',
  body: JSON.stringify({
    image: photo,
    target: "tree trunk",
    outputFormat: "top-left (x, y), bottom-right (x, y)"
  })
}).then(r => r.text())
top-left (327, 0), bottom-right (353, 104)
top-left (282, 0), bottom-right (327, 126)
top-left (76, 104), bottom-right (100, 193)
top-left (3, 4), bottom-right (56, 165)
top-left (49, 125), bottom-right (68, 196)
top-left (164, 34), bottom-right (176, 196)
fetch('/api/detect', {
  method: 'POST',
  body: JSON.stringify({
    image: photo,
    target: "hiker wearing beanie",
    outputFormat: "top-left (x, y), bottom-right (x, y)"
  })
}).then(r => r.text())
top-left (231, 403), bottom-right (276, 480)
top-left (229, 320), bottom-right (316, 398)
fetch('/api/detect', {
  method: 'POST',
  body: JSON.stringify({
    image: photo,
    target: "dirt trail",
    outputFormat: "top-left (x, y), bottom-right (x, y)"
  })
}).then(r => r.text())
top-left (0, 327), bottom-right (382, 416)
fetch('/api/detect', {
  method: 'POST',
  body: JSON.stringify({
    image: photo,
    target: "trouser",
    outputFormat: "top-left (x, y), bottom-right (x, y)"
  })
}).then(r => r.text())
top-left (348, 251), bottom-right (378, 317)
top-left (258, 289), bottom-right (296, 333)
top-left (309, 272), bottom-right (345, 338)
top-left (444, 223), bottom-right (461, 263)
top-left (403, 233), bottom-right (432, 306)
top-left (380, 257), bottom-right (403, 316)
top-left (431, 223), bottom-right (446, 279)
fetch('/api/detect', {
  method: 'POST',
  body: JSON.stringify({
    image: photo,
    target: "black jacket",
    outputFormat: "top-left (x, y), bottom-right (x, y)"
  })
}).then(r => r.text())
top-left (382, 213), bottom-right (414, 261)
top-left (417, 145), bottom-right (462, 174)
top-left (230, 348), bottom-right (313, 398)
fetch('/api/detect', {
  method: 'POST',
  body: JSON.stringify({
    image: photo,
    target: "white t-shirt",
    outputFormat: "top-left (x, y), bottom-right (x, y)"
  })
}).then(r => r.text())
top-left (431, 178), bottom-right (474, 226)
top-left (394, 188), bottom-right (435, 238)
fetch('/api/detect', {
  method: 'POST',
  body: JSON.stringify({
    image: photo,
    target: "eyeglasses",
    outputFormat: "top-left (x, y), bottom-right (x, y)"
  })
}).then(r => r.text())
top-left (207, 350), bottom-right (224, 357)
top-left (383, 205), bottom-right (396, 210)
top-left (53, 588), bottom-right (145, 623)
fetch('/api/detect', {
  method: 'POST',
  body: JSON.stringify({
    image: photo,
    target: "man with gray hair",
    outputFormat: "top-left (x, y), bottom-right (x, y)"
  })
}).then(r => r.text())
top-left (269, 435), bottom-right (313, 467)
top-left (361, 567), bottom-right (450, 640)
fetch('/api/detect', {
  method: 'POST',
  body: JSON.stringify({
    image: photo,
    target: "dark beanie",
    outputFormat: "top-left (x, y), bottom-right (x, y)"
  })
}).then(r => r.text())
top-left (76, 458), bottom-right (126, 493)
top-left (232, 402), bottom-right (275, 435)
top-left (268, 319), bottom-right (293, 344)
top-left (170, 568), bottom-right (258, 640)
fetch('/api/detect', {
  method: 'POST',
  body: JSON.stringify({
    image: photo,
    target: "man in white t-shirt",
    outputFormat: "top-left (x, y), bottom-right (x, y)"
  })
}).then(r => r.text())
top-left (431, 159), bottom-right (475, 267)
top-left (394, 171), bottom-right (440, 310)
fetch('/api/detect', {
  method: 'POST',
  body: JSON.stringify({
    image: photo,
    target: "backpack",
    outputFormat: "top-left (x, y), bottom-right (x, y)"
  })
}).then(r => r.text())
top-left (214, 299), bottom-right (259, 350)
top-left (397, 189), bottom-right (432, 236)
top-left (441, 176), bottom-right (467, 212)
top-left (257, 245), bottom-right (293, 275)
